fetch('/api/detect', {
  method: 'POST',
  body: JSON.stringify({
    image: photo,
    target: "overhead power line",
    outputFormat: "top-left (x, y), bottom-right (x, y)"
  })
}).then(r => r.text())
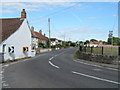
top-left (29, 3), bottom-right (80, 22)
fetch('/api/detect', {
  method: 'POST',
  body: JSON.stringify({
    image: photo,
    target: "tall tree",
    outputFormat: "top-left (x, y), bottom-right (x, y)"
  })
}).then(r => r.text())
top-left (90, 39), bottom-right (97, 42)
top-left (107, 37), bottom-right (120, 46)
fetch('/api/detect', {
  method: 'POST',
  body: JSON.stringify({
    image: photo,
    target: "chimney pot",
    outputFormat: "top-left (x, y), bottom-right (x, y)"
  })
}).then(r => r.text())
top-left (21, 9), bottom-right (26, 19)
top-left (44, 33), bottom-right (46, 36)
top-left (39, 30), bottom-right (42, 34)
top-left (31, 26), bottom-right (34, 32)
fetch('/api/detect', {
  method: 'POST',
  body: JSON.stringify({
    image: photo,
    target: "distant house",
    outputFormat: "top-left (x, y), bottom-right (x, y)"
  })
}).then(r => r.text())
top-left (31, 28), bottom-right (48, 49)
top-left (87, 41), bottom-right (103, 47)
top-left (0, 9), bottom-right (32, 62)
top-left (50, 38), bottom-right (62, 46)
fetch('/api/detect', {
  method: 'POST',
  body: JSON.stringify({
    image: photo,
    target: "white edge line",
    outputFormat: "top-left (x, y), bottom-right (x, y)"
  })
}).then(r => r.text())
top-left (74, 60), bottom-right (118, 71)
top-left (55, 55), bottom-right (58, 57)
top-left (72, 71), bottom-right (120, 85)
top-left (49, 61), bottom-right (59, 69)
top-left (3, 64), bottom-right (9, 67)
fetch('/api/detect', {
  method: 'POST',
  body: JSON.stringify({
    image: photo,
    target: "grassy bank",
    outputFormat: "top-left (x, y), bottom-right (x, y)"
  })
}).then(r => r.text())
top-left (73, 50), bottom-right (119, 64)
top-left (85, 47), bottom-right (118, 56)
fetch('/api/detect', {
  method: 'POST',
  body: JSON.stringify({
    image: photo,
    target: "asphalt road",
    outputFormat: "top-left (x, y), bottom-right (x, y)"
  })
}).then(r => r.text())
top-left (2, 47), bottom-right (119, 88)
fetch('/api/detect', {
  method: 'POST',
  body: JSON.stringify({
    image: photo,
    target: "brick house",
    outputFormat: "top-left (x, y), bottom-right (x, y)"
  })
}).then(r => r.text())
top-left (87, 41), bottom-right (103, 47)
top-left (31, 28), bottom-right (49, 49)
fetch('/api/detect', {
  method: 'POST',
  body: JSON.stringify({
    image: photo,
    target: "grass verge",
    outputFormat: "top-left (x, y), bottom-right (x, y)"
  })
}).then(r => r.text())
top-left (73, 50), bottom-right (80, 59)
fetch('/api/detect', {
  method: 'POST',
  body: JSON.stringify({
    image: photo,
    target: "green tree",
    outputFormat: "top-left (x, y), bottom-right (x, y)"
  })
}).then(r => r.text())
top-left (90, 39), bottom-right (97, 42)
top-left (38, 42), bottom-right (45, 48)
top-left (79, 41), bottom-right (83, 46)
top-left (70, 42), bottom-right (76, 47)
top-left (85, 40), bottom-right (90, 44)
top-left (46, 40), bottom-right (50, 48)
top-left (107, 37), bottom-right (120, 46)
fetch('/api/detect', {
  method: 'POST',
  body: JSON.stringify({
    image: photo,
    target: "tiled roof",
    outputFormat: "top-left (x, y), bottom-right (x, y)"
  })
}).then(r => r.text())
top-left (0, 18), bottom-right (24, 43)
top-left (89, 41), bottom-right (103, 44)
top-left (32, 31), bottom-right (48, 40)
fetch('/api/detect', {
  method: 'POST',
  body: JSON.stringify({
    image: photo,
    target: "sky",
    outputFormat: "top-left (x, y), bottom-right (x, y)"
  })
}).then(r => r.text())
top-left (0, 2), bottom-right (118, 42)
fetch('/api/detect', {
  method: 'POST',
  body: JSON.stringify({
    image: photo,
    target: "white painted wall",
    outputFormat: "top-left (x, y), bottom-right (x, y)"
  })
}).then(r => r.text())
top-left (0, 19), bottom-right (32, 61)
top-left (32, 37), bottom-right (38, 49)
top-left (51, 40), bottom-right (62, 46)
top-left (40, 48), bottom-right (52, 53)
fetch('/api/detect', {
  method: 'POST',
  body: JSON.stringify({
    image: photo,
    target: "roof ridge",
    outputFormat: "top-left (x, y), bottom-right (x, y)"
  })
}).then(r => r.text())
top-left (0, 18), bottom-right (21, 20)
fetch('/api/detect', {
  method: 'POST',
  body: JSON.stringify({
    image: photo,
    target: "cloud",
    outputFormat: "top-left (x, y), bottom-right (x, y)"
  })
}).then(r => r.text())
top-left (1, 0), bottom-right (119, 2)
top-left (113, 14), bottom-right (117, 17)
top-left (44, 2), bottom-right (82, 7)
top-left (1, 2), bottom-right (83, 13)
top-left (0, 10), bottom-right (14, 13)
top-left (88, 16), bottom-right (97, 20)
top-left (52, 26), bottom-right (108, 41)
top-left (2, 2), bottom-right (42, 11)
top-left (52, 26), bottom-right (92, 39)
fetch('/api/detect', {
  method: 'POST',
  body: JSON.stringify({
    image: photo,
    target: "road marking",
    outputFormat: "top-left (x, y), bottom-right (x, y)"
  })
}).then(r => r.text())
top-left (2, 81), bottom-right (6, 83)
top-left (74, 60), bottom-right (118, 71)
top-left (10, 62), bottom-right (18, 65)
top-left (0, 71), bottom-right (4, 74)
top-left (55, 55), bottom-right (58, 57)
top-left (49, 57), bottom-right (54, 60)
top-left (49, 61), bottom-right (59, 69)
top-left (72, 71), bottom-right (120, 85)
top-left (93, 69), bottom-right (101, 71)
top-left (4, 64), bottom-right (9, 67)
top-left (2, 83), bottom-right (9, 87)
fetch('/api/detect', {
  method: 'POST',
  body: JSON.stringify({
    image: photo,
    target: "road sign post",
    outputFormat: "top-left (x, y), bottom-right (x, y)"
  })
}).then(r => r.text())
top-left (102, 46), bottom-right (104, 55)
top-left (118, 46), bottom-right (120, 56)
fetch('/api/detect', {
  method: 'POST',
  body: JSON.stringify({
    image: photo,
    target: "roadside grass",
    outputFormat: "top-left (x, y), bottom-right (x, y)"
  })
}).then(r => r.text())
top-left (73, 50), bottom-right (80, 59)
top-left (86, 47), bottom-right (118, 56)
top-left (103, 47), bottom-right (118, 56)
top-left (2, 57), bottom-right (32, 64)
top-left (73, 49), bottom-right (119, 65)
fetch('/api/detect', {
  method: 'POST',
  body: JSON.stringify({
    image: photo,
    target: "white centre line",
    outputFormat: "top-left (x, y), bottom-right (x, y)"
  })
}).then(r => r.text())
top-left (49, 57), bottom-right (54, 60)
top-left (49, 61), bottom-right (59, 69)
top-left (72, 71), bottom-right (120, 85)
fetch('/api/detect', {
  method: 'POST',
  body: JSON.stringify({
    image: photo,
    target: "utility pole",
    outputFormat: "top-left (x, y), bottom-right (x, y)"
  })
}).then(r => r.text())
top-left (48, 18), bottom-right (51, 49)
top-left (69, 38), bottom-right (70, 41)
top-left (64, 34), bottom-right (65, 42)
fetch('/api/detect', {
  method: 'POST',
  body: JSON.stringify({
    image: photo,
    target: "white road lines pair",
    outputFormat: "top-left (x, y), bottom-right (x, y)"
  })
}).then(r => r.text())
top-left (48, 52), bottom-right (65, 69)
top-left (48, 54), bottom-right (60, 69)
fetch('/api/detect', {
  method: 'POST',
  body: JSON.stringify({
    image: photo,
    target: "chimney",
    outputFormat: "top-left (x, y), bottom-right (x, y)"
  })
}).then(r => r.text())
top-left (31, 26), bottom-right (34, 33)
top-left (39, 30), bottom-right (42, 34)
top-left (21, 9), bottom-right (26, 19)
top-left (44, 33), bottom-right (46, 36)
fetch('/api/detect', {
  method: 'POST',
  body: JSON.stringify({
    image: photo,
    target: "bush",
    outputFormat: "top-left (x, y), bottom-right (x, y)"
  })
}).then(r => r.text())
top-left (38, 43), bottom-right (45, 48)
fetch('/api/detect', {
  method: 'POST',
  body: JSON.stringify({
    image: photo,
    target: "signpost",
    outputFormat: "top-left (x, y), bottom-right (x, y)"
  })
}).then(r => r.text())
top-left (23, 47), bottom-right (29, 52)
top-left (8, 46), bottom-right (14, 53)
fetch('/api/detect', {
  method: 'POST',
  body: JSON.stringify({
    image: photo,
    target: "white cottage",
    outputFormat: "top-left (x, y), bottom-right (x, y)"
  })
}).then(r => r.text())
top-left (0, 9), bottom-right (32, 62)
